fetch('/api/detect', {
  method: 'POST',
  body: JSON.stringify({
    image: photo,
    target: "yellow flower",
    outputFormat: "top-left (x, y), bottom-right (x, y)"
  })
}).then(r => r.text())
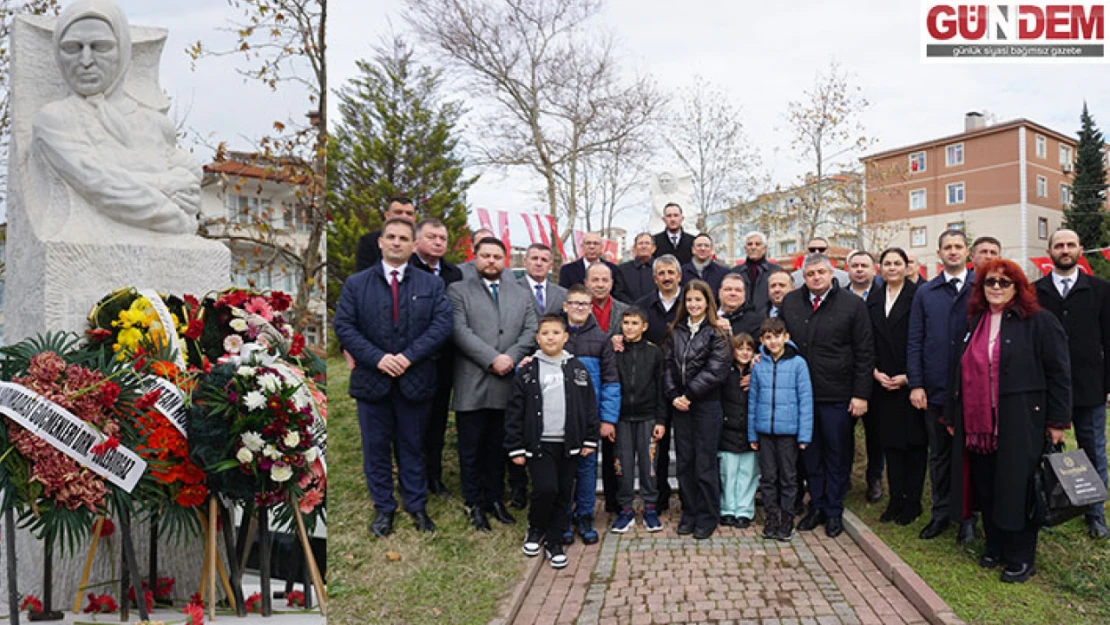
top-left (117, 327), bottom-right (142, 352)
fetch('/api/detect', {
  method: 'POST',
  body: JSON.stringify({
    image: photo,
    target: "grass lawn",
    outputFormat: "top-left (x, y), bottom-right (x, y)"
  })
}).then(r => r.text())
top-left (325, 358), bottom-right (526, 625)
top-left (846, 421), bottom-right (1110, 625)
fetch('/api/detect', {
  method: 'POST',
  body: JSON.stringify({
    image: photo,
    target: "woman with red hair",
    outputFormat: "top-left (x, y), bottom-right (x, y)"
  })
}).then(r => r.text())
top-left (943, 259), bottom-right (1072, 583)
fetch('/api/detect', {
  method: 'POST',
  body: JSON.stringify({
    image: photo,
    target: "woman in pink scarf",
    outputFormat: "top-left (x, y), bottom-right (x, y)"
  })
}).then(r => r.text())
top-left (943, 259), bottom-right (1071, 583)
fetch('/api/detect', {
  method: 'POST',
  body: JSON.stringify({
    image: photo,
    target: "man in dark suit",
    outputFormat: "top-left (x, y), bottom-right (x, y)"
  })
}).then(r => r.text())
top-left (652, 202), bottom-right (695, 265)
top-left (906, 229), bottom-right (977, 543)
top-left (520, 243), bottom-right (566, 315)
top-left (681, 233), bottom-right (729, 296)
top-left (334, 218), bottom-right (454, 538)
top-left (781, 253), bottom-right (874, 538)
top-left (558, 231), bottom-right (631, 302)
top-left (730, 231), bottom-right (782, 312)
top-left (409, 218), bottom-right (464, 497)
top-left (631, 254), bottom-right (683, 512)
top-left (355, 196), bottom-right (416, 272)
top-left (1035, 229), bottom-right (1110, 539)
top-left (450, 238), bottom-right (539, 530)
top-left (619, 233), bottom-right (657, 303)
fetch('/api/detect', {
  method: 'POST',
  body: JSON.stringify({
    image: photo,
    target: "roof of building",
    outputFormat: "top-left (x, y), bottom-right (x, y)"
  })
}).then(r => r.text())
top-left (203, 151), bottom-right (314, 185)
top-left (862, 118), bottom-right (1075, 162)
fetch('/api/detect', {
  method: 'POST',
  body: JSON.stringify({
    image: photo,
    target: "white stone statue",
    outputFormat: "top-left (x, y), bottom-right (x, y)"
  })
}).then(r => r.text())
top-left (29, 0), bottom-right (200, 238)
top-left (648, 169), bottom-right (694, 234)
top-left (5, 0), bottom-right (230, 342)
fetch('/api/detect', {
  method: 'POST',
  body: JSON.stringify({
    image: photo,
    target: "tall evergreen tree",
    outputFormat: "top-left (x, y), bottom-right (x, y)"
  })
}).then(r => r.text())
top-left (327, 37), bottom-right (476, 314)
top-left (1064, 102), bottom-right (1108, 250)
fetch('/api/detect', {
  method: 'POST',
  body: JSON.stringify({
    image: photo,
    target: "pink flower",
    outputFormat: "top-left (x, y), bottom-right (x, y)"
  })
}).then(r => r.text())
top-left (299, 488), bottom-right (324, 513)
top-left (244, 296), bottom-right (274, 322)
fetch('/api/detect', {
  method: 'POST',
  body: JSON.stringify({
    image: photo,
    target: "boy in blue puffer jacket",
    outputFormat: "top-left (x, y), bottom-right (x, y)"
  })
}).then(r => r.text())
top-left (749, 317), bottom-right (813, 541)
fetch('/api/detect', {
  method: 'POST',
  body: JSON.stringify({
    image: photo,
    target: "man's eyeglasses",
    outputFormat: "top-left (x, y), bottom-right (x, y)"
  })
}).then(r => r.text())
top-left (808, 247), bottom-right (827, 253)
top-left (566, 301), bottom-right (592, 308)
top-left (983, 277), bottom-right (1014, 289)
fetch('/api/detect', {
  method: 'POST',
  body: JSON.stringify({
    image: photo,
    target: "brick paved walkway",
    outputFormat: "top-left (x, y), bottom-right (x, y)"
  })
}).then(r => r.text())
top-left (513, 505), bottom-right (929, 625)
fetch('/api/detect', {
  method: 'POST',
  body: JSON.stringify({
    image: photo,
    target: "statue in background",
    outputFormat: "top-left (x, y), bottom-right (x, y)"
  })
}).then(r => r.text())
top-left (31, 0), bottom-right (200, 236)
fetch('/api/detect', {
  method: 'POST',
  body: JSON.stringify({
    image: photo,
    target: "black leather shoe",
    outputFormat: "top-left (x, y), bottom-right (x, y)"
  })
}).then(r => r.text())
top-left (427, 478), bottom-right (450, 496)
top-left (735, 516), bottom-right (752, 530)
top-left (895, 504), bottom-right (922, 527)
top-left (957, 519), bottom-right (976, 544)
top-left (487, 501), bottom-right (517, 525)
top-left (676, 517), bottom-right (695, 535)
top-left (370, 511), bottom-right (394, 538)
top-left (978, 553), bottom-right (1002, 569)
top-left (797, 509), bottom-right (827, 532)
top-left (1087, 517), bottom-right (1109, 539)
top-left (468, 506), bottom-right (492, 532)
top-left (825, 515), bottom-right (844, 538)
top-left (1000, 562), bottom-right (1036, 583)
top-left (692, 525), bottom-right (716, 540)
top-left (866, 479), bottom-right (883, 503)
top-left (879, 501), bottom-right (903, 523)
top-left (720, 515), bottom-right (738, 527)
top-left (918, 518), bottom-right (949, 540)
top-left (410, 510), bottom-right (436, 533)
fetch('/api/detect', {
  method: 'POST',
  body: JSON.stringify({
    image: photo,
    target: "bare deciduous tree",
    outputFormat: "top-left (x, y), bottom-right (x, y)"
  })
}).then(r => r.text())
top-left (188, 0), bottom-right (326, 334)
top-left (666, 75), bottom-right (760, 233)
top-left (404, 0), bottom-right (659, 261)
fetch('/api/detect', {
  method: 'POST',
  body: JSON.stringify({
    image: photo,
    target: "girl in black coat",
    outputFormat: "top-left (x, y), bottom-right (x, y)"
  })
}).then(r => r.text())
top-left (719, 334), bottom-right (757, 528)
top-left (943, 259), bottom-right (1071, 584)
top-left (867, 249), bottom-right (927, 526)
top-left (662, 280), bottom-right (733, 539)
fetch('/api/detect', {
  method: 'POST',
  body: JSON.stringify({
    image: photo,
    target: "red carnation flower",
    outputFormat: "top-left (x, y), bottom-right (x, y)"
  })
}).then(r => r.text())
top-left (289, 333), bottom-right (306, 357)
top-left (99, 381), bottom-right (121, 408)
top-left (245, 592), bottom-right (262, 613)
top-left (20, 595), bottom-right (43, 613)
top-left (269, 291), bottom-right (292, 311)
top-left (86, 328), bottom-right (113, 342)
top-left (98, 517), bottom-right (116, 537)
top-left (184, 601), bottom-right (205, 625)
top-left (184, 318), bottom-right (204, 340)
top-left (136, 388), bottom-right (162, 410)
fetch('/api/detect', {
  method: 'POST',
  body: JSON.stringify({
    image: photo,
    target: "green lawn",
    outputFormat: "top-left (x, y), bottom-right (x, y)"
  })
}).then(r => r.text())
top-left (846, 421), bottom-right (1110, 625)
top-left (325, 359), bottom-right (525, 625)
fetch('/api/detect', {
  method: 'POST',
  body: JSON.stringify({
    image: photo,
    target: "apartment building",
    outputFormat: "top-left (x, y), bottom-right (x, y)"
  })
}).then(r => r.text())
top-left (200, 152), bottom-right (326, 346)
top-left (863, 112), bottom-right (1084, 276)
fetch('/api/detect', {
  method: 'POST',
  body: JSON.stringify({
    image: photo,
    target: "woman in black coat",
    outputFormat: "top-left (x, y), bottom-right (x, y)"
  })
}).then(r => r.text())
top-left (663, 279), bottom-right (732, 540)
top-left (943, 259), bottom-right (1071, 584)
top-left (867, 248), bottom-right (927, 526)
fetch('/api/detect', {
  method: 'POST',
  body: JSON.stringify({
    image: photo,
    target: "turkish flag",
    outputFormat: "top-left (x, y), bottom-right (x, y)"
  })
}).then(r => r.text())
top-left (1078, 256), bottom-right (1093, 274)
top-left (602, 239), bottom-right (619, 263)
top-left (521, 213), bottom-right (539, 245)
top-left (497, 210), bottom-right (512, 267)
top-left (1030, 256), bottom-right (1055, 276)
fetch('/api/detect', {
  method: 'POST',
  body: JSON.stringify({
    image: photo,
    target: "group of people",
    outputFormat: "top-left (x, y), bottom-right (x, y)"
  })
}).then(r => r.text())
top-left (336, 197), bottom-right (1109, 581)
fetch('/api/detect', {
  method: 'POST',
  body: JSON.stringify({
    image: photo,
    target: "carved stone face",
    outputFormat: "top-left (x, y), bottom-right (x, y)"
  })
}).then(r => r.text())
top-left (58, 18), bottom-right (120, 97)
top-left (657, 172), bottom-right (677, 194)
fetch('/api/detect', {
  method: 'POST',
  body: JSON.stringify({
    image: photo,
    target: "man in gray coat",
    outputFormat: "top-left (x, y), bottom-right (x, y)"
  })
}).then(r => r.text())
top-left (520, 243), bottom-right (567, 315)
top-left (450, 237), bottom-right (539, 530)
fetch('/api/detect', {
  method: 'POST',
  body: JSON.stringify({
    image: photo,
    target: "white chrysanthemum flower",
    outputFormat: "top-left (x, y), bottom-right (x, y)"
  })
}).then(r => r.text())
top-left (303, 447), bottom-right (319, 464)
top-left (263, 444), bottom-right (281, 460)
top-left (240, 431), bottom-right (265, 452)
top-left (237, 366), bottom-right (256, 377)
top-left (258, 373), bottom-right (282, 394)
top-left (236, 447), bottom-right (253, 464)
top-left (229, 318), bottom-right (249, 332)
top-left (244, 391), bottom-right (266, 410)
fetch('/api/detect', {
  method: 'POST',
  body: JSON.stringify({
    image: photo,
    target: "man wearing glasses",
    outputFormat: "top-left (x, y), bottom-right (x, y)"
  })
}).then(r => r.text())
top-left (559, 231), bottom-right (632, 303)
top-left (792, 237), bottom-right (849, 288)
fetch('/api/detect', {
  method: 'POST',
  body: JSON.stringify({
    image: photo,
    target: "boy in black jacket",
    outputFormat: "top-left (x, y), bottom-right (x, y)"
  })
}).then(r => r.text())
top-left (506, 314), bottom-right (600, 569)
top-left (610, 308), bottom-right (667, 533)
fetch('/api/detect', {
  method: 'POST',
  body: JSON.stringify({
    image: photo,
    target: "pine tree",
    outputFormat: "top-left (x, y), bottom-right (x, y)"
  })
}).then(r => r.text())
top-left (326, 37), bottom-right (476, 314)
top-left (1064, 102), bottom-right (1108, 249)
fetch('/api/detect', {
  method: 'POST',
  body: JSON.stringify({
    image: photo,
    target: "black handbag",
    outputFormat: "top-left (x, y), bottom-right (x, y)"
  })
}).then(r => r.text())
top-left (1028, 440), bottom-right (1109, 527)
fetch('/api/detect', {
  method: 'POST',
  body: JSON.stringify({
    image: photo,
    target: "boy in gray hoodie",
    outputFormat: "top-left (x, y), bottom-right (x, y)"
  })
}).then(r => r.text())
top-left (506, 314), bottom-right (600, 569)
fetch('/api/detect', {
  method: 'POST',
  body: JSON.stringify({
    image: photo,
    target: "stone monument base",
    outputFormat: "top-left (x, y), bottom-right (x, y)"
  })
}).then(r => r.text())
top-left (5, 236), bottom-right (232, 344)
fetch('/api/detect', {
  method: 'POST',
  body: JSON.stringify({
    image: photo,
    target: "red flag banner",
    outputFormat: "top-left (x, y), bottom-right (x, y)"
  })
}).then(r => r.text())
top-left (497, 210), bottom-right (512, 267)
top-left (1029, 256), bottom-right (1054, 276)
top-left (602, 239), bottom-right (619, 263)
top-left (545, 214), bottom-right (567, 259)
top-left (1078, 256), bottom-right (1093, 274)
top-left (572, 230), bottom-right (586, 259)
top-left (476, 208), bottom-right (493, 234)
top-left (521, 213), bottom-right (539, 245)
top-left (1102, 249), bottom-right (1110, 263)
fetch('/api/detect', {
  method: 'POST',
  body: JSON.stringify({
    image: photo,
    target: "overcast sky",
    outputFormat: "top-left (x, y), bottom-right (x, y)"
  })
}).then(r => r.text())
top-left (334, 0), bottom-right (1110, 240)
top-left (116, 0), bottom-right (312, 159)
